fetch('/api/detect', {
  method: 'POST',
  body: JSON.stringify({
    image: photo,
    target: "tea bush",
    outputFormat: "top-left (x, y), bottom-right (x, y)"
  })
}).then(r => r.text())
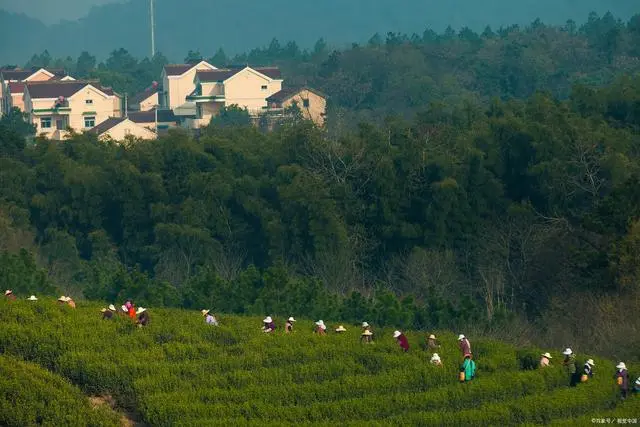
top-left (0, 355), bottom-right (120, 426)
top-left (0, 298), bottom-right (637, 425)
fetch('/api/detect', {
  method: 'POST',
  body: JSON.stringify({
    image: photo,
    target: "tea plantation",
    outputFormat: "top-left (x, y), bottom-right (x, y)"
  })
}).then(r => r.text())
top-left (0, 299), bottom-right (638, 426)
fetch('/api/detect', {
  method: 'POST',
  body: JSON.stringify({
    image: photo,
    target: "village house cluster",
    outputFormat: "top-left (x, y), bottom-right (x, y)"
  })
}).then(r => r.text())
top-left (0, 61), bottom-right (326, 141)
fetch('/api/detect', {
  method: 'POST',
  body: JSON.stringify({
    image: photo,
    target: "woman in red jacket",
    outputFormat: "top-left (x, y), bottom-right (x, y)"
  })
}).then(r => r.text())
top-left (394, 330), bottom-right (410, 352)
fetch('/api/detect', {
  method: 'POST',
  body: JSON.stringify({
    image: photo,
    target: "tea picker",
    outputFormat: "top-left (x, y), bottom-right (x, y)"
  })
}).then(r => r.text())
top-left (262, 316), bottom-right (276, 333)
top-left (285, 316), bottom-right (295, 333)
top-left (614, 362), bottom-right (630, 400)
top-left (202, 310), bottom-right (219, 326)
top-left (393, 330), bottom-right (409, 352)
top-left (459, 354), bottom-right (476, 382)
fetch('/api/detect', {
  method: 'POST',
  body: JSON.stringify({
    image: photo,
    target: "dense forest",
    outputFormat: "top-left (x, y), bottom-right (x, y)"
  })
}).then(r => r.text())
top-left (1, 13), bottom-right (640, 359)
top-left (1, 0), bottom-right (638, 63)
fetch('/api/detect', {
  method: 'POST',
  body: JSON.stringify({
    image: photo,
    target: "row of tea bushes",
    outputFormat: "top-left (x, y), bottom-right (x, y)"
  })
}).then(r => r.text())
top-left (0, 355), bottom-right (120, 427)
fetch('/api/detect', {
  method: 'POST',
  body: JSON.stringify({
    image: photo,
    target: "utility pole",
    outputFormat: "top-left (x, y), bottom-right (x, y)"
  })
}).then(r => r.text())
top-left (150, 0), bottom-right (156, 58)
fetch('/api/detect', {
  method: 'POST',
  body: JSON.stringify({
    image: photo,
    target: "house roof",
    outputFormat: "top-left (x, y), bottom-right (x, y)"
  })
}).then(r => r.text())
top-left (1, 69), bottom-right (35, 81)
top-left (130, 85), bottom-right (159, 105)
top-left (87, 117), bottom-right (127, 135)
top-left (164, 61), bottom-right (216, 77)
top-left (25, 80), bottom-right (117, 99)
top-left (196, 69), bottom-right (240, 83)
top-left (252, 67), bottom-right (282, 80)
top-left (164, 64), bottom-right (196, 76)
top-left (196, 66), bottom-right (282, 83)
top-left (128, 108), bottom-right (177, 123)
top-left (267, 86), bottom-right (327, 103)
top-left (1, 67), bottom-right (68, 82)
top-left (7, 82), bottom-right (25, 94)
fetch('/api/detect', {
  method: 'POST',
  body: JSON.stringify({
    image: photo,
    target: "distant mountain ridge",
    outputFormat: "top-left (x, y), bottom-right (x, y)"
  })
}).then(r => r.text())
top-left (1, 0), bottom-right (638, 64)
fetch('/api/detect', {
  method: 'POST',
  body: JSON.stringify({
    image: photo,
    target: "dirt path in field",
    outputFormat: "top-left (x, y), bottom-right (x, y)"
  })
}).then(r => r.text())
top-left (89, 395), bottom-right (143, 427)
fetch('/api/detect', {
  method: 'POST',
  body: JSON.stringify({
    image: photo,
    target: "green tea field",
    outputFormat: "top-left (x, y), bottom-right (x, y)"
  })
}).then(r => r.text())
top-left (0, 299), bottom-right (638, 426)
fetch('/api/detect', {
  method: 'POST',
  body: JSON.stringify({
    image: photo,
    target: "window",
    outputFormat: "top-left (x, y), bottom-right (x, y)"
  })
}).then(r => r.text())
top-left (85, 99), bottom-right (93, 105)
top-left (40, 117), bottom-right (52, 129)
top-left (302, 99), bottom-right (310, 108)
top-left (261, 85), bottom-right (268, 90)
top-left (84, 116), bottom-right (95, 128)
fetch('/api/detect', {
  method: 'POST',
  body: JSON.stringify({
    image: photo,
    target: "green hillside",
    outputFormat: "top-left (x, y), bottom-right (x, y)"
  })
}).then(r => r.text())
top-left (0, 298), bottom-right (638, 426)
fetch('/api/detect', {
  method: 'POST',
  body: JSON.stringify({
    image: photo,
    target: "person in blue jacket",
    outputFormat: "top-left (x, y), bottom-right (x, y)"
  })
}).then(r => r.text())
top-left (460, 354), bottom-right (476, 383)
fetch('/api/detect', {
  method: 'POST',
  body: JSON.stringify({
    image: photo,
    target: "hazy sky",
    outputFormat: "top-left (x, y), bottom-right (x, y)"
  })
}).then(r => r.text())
top-left (0, 0), bottom-right (122, 23)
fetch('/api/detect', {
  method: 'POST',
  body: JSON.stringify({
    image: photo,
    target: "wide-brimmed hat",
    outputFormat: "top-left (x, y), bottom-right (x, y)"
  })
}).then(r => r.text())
top-left (108, 304), bottom-right (116, 311)
top-left (458, 334), bottom-right (465, 341)
top-left (336, 325), bottom-right (347, 332)
top-left (121, 305), bottom-right (128, 312)
top-left (362, 322), bottom-right (369, 328)
top-left (136, 307), bottom-right (146, 315)
top-left (617, 362), bottom-right (626, 370)
top-left (586, 359), bottom-right (595, 366)
top-left (315, 320), bottom-right (325, 326)
top-left (201, 309), bottom-right (210, 316)
top-left (28, 295), bottom-right (38, 301)
top-left (288, 317), bottom-right (296, 322)
top-left (100, 308), bottom-right (107, 313)
top-left (4, 290), bottom-right (12, 295)
top-left (541, 352), bottom-right (552, 359)
top-left (428, 334), bottom-right (436, 340)
top-left (431, 353), bottom-right (441, 361)
top-left (393, 330), bottom-right (402, 338)
top-left (562, 348), bottom-right (573, 355)
top-left (263, 316), bottom-right (272, 323)
top-left (362, 330), bottom-right (373, 336)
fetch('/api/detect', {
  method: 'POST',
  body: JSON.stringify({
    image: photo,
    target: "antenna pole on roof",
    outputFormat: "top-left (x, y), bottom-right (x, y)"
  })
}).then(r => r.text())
top-left (150, 0), bottom-right (156, 58)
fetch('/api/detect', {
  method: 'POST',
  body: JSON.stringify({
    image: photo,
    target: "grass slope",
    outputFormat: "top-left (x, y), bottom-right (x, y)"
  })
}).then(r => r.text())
top-left (0, 298), bottom-right (638, 426)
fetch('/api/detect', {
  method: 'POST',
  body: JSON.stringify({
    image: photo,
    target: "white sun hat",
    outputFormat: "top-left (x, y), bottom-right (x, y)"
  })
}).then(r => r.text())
top-left (136, 307), bottom-right (146, 315)
top-left (586, 359), bottom-right (595, 366)
top-left (431, 353), bottom-right (441, 361)
top-left (393, 330), bottom-right (402, 338)
top-left (458, 334), bottom-right (465, 341)
top-left (57, 295), bottom-right (67, 302)
top-left (542, 352), bottom-right (552, 359)
top-left (108, 304), bottom-right (116, 311)
top-left (362, 322), bottom-right (369, 328)
top-left (362, 330), bottom-right (373, 336)
top-left (428, 334), bottom-right (436, 339)
top-left (288, 317), bottom-right (296, 322)
top-left (201, 309), bottom-right (210, 316)
top-left (617, 362), bottom-right (626, 370)
top-left (121, 305), bottom-right (128, 312)
top-left (4, 290), bottom-right (12, 295)
top-left (264, 316), bottom-right (272, 323)
top-left (562, 348), bottom-right (573, 355)
top-left (315, 320), bottom-right (325, 325)
top-left (27, 295), bottom-right (38, 301)
top-left (336, 325), bottom-right (347, 332)
top-left (64, 296), bottom-right (72, 302)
